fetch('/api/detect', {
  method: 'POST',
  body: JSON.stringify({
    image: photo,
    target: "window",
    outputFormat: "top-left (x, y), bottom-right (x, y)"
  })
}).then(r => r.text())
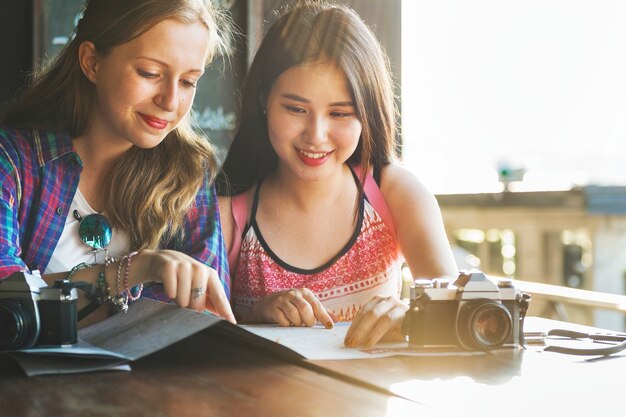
top-left (401, 0), bottom-right (626, 194)
top-left (401, 2), bottom-right (626, 331)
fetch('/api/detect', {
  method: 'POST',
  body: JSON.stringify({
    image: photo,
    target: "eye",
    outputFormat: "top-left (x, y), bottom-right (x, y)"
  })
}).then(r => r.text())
top-left (138, 69), bottom-right (158, 79)
top-left (330, 111), bottom-right (354, 118)
top-left (181, 79), bottom-right (198, 88)
top-left (283, 104), bottom-right (306, 114)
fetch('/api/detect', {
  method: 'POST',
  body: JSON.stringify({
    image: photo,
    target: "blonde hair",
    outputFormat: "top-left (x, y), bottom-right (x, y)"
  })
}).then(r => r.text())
top-left (1, 0), bottom-right (228, 249)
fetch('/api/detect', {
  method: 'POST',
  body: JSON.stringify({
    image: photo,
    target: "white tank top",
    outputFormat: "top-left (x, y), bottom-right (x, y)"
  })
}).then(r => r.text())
top-left (45, 189), bottom-right (130, 274)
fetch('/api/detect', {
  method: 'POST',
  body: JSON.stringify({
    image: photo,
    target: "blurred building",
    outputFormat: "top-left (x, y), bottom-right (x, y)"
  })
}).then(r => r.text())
top-left (438, 185), bottom-right (626, 330)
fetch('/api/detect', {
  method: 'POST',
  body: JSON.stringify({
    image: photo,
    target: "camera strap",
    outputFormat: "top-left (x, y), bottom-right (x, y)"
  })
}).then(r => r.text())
top-left (70, 281), bottom-right (102, 321)
top-left (543, 329), bottom-right (626, 356)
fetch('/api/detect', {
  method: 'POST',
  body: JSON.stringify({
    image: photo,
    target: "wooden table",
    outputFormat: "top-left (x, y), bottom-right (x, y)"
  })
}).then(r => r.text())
top-left (0, 330), bottom-right (428, 417)
top-left (2, 317), bottom-right (624, 417)
top-left (310, 317), bottom-right (626, 416)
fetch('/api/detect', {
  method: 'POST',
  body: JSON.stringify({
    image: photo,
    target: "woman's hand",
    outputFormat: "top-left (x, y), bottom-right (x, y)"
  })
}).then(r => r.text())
top-left (344, 295), bottom-right (408, 348)
top-left (246, 288), bottom-right (334, 328)
top-left (134, 249), bottom-right (236, 323)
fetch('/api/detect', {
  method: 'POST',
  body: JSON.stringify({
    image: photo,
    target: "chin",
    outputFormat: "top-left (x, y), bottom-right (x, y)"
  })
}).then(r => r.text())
top-left (132, 134), bottom-right (168, 150)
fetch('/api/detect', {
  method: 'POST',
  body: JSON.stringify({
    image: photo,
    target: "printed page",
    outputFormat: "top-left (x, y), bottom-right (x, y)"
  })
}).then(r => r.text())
top-left (240, 322), bottom-right (482, 360)
top-left (78, 298), bottom-right (222, 360)
top-left (9, 298), bottom-right (223, 376)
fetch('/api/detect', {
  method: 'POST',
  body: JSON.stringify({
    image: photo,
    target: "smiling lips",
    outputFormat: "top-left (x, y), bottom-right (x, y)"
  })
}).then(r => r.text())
top-left (297, 148), bottom-right (332, 166)
top-left (140, 113), bottom-right (168, 130)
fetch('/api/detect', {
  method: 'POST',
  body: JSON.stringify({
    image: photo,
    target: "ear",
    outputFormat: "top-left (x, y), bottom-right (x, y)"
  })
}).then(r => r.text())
top-left (78, 41), bottom-right (99, 83)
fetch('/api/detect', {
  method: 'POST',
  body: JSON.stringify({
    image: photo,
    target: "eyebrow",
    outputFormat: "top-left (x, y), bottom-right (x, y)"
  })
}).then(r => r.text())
top-left (136, 56), bottom-right (204, 74)
top-left (280, 93), bottom-right (354, 107)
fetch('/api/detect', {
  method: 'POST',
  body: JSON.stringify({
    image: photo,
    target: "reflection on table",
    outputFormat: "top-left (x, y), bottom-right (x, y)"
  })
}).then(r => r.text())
top-left (1, 316), bottom-right (624, 417)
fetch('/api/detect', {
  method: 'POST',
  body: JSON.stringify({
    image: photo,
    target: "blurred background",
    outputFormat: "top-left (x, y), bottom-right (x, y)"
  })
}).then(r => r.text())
top-left (1, 0), bottom-right (625, 330)
top-left (401, 0), bottom-right (626, 332)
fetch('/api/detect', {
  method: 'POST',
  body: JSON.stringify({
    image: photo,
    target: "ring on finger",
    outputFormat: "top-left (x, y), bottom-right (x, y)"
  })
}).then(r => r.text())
top-left (191, 287), bottom-right (206, 299)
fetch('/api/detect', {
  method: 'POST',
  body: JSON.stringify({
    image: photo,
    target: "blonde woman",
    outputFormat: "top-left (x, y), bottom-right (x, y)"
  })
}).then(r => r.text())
top-left (0, 0), bottom-right (235, 326)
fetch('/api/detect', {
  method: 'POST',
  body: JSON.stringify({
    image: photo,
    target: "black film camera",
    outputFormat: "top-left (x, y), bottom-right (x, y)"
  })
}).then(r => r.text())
top-left (0, 271), bottom-right (78, 351)
top-left (403, 271), bottom-right (531, 351)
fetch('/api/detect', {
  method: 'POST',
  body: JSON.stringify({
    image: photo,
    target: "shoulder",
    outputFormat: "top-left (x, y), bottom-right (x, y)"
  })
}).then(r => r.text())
top-left (380, 162), bottom-right (436, 205)
top-left (0, 126), bottom-right (33, 155)
top-left (217, 195), bottom-right (232, 224)
top-left (378, 162), bottom-right (444, 228)
top-left (217, 195), bottom-right (234, 253)
top-left (218, 186), bottom-right (256, 250)
top-left (0, 127), bottom-right (35, 177)
top-left (0, 127), bottom-right (73, 167)
top-left (217, 186), bottom-right (256, 218)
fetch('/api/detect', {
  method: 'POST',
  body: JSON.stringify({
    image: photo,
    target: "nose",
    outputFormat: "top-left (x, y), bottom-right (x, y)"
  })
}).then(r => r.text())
top-left (303, 114), bottom-right (328, 146)
top-left (154, 79), bottom-right (178, 112)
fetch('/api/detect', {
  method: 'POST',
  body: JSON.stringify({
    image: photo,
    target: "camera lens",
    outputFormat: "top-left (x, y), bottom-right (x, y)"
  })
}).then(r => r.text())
top-left (0, 299), bottom-right (38, 351)
top-left (457, 300), bottom-right (512, 350)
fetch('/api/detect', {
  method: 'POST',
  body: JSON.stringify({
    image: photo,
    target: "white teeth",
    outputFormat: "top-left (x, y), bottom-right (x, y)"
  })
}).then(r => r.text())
top-left (300, 150), bottom-right (328, 159)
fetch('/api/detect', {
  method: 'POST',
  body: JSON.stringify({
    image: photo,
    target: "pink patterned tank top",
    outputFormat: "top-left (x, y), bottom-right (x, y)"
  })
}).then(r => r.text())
top-left (232, 172), bottom-right (403, 321)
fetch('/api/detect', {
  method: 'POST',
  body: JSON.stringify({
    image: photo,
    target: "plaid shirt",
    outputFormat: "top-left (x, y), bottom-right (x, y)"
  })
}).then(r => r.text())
top-left (0, 127), bottom-right (230, 298)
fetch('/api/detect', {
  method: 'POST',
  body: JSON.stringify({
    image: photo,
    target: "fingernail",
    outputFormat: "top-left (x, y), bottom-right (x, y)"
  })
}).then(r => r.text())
top-left (325, 321), bottom-right (334, 329)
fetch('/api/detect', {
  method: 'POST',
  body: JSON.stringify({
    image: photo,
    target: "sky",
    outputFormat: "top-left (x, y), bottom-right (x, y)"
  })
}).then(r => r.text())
top-left (401, 0), bottom-right (626, 194)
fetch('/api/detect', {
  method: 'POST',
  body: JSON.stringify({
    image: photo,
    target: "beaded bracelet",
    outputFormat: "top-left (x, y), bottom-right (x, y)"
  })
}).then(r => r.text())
top-left (114, 255), bottom-right (129, 313)
top-left (67, 262), bottom-right (90, 281)
top-left (113, 251), bottom-right (139, 313)
top-left (95, 256), bottom-right (116, 304)
top-left (67, 258), bottom-right (110, 321)
top-left (124, 251), bottom-right (142, 302)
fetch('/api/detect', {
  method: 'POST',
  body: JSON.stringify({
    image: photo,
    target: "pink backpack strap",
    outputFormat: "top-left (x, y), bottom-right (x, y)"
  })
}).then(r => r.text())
top-left (227, 192), bottom-right (249, 275)
top-left (353, 165), bottom-right (397, 240)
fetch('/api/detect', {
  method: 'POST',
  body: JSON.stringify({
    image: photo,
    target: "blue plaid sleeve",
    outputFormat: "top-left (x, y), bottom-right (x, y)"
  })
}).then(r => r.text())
top-left (183, 178), bottom-right (231, 298)
top-left (145, 174), bottom-right (230, 302)
top-left (0, 132), bottom-right (28, 278)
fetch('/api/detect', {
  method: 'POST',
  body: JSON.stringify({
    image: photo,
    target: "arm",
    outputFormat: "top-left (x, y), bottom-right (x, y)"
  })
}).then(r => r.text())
top-left (166, 179), bottom-right (234, 322)
top-left (381, 162), bottom-right (458, 279)
top-left (177, 181), bottom-right (230, 295)
top-left (1, 135), bottom-right (109, 327)
top-left (0, 137), bottom-right (28, 278)
top-left (54, 177), bottom-right (236, 325)
top-left (220, 191), bottom-right (333, 327)
top-left (345, 162), bottom-right (458, 347)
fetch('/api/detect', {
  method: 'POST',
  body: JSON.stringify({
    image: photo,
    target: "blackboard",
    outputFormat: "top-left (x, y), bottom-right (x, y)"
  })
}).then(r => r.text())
top-left (34, 0), bottom-right (246, 162)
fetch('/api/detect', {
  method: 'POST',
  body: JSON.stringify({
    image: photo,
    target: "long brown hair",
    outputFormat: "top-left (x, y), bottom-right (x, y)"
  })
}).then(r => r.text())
top-left (1, 0), bottom-right (228, 250)
top-left (216, 0), bottom-right (398, 196)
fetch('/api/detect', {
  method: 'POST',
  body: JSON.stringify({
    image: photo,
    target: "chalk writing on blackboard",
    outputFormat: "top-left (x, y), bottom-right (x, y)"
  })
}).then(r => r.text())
top-left (195, 106), bottom-right (236, 131)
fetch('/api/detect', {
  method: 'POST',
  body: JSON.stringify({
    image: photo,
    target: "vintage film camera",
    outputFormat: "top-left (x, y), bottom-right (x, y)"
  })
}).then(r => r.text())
top-left (403, 271), bottom-right (531, 351)
top-left (0, 271), bottom-right (78, 351)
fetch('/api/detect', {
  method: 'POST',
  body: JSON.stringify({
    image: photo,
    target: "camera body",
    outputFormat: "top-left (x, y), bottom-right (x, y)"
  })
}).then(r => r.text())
top-left (0, 271), bottom-right (78, 351)
top-left (403, 271), bottom-right (530, 351)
